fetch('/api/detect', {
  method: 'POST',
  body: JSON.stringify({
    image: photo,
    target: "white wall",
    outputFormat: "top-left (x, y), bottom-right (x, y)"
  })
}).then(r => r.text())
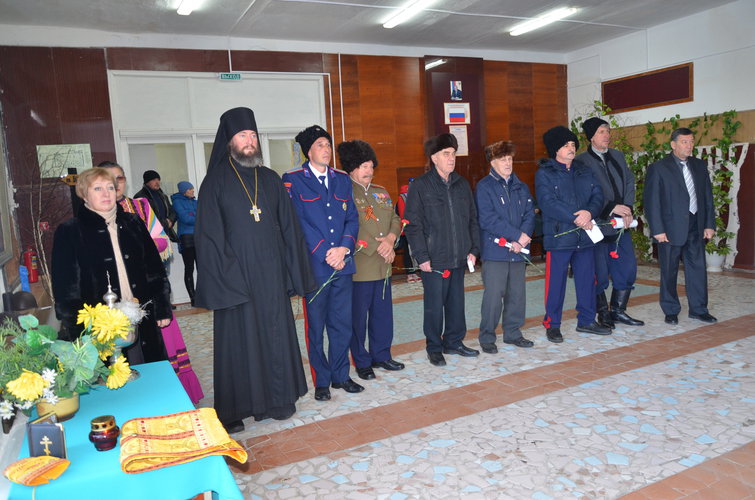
top-left (566, 0), bottom-right (755, 125)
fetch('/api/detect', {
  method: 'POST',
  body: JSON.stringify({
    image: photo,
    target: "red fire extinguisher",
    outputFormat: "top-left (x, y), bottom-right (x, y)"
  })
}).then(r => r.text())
top-left (22, 246), bottom-right (39, 283)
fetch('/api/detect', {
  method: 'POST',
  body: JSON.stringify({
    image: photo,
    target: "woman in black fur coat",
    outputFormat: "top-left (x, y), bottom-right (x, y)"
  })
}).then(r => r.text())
top-left (51, 167), bottom-right (171, 364)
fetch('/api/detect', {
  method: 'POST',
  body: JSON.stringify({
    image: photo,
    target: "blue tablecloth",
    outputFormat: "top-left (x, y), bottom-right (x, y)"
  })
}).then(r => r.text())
top-left (9, 361), bottom-right (243, 500)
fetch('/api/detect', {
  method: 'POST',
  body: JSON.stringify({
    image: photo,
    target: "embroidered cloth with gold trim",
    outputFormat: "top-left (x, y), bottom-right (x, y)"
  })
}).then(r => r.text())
top-left (119, 408), bottom-right (247, 474)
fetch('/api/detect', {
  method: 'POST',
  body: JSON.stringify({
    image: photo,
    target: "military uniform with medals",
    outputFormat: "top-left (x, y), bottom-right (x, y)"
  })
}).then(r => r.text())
top-left (350, 180), bottom-right (402, 370)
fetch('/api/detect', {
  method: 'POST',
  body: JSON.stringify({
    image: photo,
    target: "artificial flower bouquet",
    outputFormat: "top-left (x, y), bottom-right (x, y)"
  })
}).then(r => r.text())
top-left (0, 303), bottom-right (136, 420)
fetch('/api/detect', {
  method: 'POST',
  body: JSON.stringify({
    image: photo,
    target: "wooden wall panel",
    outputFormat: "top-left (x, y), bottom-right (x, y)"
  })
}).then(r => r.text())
top-left (52, 48), bottom-right (115, 165)
top-left (233, 50), bottom-right (324, 73)
top-left (483, 60), bottom-right (510, 146)
top-left (106, 47), bottom-right (228, 72)
top-left (482, 61), bottom-right (566, 191)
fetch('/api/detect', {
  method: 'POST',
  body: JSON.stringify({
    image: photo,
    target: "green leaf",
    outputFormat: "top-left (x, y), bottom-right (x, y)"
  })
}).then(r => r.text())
top-left (18, 315), bottom-right (39, 331)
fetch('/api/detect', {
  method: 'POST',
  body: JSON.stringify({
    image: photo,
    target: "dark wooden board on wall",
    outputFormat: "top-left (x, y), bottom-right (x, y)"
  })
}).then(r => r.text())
top-left (602, 63), bottom-right (693, 113)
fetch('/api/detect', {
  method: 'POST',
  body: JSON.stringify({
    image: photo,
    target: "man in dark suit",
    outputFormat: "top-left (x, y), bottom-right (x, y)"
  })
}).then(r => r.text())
top-left (643, 127), bottom-right (717, 325)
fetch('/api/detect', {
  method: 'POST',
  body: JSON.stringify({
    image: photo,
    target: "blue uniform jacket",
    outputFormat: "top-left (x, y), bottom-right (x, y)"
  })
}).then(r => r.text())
top-left (535, 158), bottom-right (603, 251)
top-left (171, 192), bottom-right (197, 237)
top-left (475, 170), bottom-right (535, 262)
top-left (282, 163), bottom-right (359, 278)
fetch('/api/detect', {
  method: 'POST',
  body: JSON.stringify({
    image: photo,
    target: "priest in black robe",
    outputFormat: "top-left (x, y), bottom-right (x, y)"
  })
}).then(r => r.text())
top-left (195, 107), bottom-right (315, 433)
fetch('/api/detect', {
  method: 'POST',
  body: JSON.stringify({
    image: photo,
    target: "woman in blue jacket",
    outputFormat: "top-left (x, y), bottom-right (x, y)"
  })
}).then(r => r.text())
top-left (476, 141), bottom-right (535, 352)
top-left (172, 181), bottom-right (197, 306)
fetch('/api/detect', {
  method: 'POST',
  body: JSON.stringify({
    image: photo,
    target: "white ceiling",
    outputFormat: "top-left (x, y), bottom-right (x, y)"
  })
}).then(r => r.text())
top-left (0, 0), bottom-right (737, 53)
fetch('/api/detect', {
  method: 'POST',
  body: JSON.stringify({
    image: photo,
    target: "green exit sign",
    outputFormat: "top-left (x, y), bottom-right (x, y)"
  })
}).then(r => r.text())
top-left (219, 73), bottom-right (241, 81)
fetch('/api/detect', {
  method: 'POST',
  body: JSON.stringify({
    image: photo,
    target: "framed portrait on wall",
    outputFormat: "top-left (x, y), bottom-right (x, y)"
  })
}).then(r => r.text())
top-left (450, 81), bottom-right (462, 101)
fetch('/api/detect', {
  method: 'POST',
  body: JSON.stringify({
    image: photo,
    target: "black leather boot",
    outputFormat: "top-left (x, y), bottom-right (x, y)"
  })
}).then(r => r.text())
top-left (596, 292), bottom-right (614, 329)
top-left (185, 276), bottom-right (196, 307)
top-left (610, 289), bottom-right (644, 326)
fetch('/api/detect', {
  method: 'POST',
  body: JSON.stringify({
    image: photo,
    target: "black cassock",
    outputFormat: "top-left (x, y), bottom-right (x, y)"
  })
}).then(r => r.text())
top-left (195, 162), bottom-right (315, 423)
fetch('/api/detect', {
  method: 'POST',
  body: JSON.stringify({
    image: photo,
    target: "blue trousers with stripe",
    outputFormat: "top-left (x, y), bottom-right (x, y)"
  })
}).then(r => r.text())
top-left (543, 247), bottom-right (596, 328)
top-left (304, 273), bottom-right (353, 388)
top-left (350, 279), bottom-right (394, 369)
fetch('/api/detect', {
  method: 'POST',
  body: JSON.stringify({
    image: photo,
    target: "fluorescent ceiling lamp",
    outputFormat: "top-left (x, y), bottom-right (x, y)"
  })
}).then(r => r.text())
top-left (509, 7), bottom-right (578, 36)
top-left (383, 0), bottom-right (436, 29)
top-left (424, 59), bottom-right (446, 70)
top-left (177, 0), bottom-right (194, 15)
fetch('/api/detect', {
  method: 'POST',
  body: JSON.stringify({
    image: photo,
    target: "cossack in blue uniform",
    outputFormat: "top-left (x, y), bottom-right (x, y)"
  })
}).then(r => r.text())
top-left (282, 162), bottom-right (359, 390)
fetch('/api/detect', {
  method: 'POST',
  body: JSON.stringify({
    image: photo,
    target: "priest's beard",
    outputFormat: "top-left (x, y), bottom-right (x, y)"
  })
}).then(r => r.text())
top-left (229, 144), bottom-right (264, 168)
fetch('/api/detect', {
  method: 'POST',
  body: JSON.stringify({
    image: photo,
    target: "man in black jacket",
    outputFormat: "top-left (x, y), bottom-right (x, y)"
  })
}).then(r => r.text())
top-left (134, 170), bottom-right (178, 242)
top-left (576, 117), bottom-right (644, 329)
top-left (405, 133), bottom-right (480, 366)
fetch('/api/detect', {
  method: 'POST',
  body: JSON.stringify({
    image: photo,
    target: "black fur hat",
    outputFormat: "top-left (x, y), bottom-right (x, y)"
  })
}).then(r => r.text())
top-left (295, 125), bottom-right (332, 159)
top-left (424, 133), bottom-right (458, 159)
top-left (543, 126), bottom-right (579, 159)
top-left (337, 140), bottom-right (378, 173)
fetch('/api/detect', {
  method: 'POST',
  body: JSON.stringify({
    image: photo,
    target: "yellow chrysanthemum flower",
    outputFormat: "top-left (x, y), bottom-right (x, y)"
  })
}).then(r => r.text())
top-left (106, 356), bottom-right (131, 389)
top-left (76, 303), bottom-right (108, 329)
top-left (6, 370), bottom-right (48, 402)
top-left (92, 307), bottom-right (131, 343)
top-left (98, 344), bottom-right (115, 361)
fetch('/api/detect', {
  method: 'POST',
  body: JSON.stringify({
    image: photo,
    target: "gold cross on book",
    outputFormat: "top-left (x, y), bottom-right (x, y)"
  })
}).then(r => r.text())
top-left (250, 205), bottom-right (262, 222)
top-left (40, 435), bottom-right (53, 456)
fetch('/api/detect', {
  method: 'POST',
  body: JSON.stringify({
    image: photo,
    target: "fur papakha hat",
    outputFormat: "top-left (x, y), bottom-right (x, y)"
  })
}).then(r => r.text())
top-left (424, 133), bottom-right (458, 159)
top-left (542, 126), bottom-right (579, 159)
top-left (337, 140), bottom-right (378, 173)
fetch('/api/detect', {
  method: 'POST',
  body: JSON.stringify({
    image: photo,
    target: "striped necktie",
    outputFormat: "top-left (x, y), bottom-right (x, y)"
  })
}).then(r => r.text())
top-left (680, 160), bottom-right (697, 214)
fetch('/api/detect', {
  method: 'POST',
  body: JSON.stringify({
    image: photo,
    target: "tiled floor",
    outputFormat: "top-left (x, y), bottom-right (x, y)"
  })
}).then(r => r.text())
top-left (175, 265), bottom-right (755, 499)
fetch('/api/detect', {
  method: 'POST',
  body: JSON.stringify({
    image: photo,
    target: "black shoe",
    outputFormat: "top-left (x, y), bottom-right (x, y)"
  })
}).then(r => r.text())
top-left (664, 314), bottom-right (678, 325)
top-left (314, 387), bottom-right (331, 401)
top-left (504, 337), bottom-right (534, 348)
top-left (443, 344), bottom-right (480, 357)
top-left (428, 352), bottom-right (446, 366)
top-left (612, 310), bottom-right (645, 326)
top-left (372, 359), bottom-right (405, 371)
top-left (222, 420), bottom-right (244, 434)
top-left (480, 343), bottom-right (498, 354)
top-left (546, 328), bottom-right (563, 343)
top-left (689, 312), bottom-right (717, 323)
top-left (576, 322), bottom-right (612, 335)
top-left (356, 366), bottom-right (376, 380)
top-left (331, 378), bottom-right (364, 393)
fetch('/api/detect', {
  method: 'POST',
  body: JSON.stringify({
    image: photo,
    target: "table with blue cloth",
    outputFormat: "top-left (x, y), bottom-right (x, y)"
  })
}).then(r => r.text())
top-left (9, 361), bottom-right (243, 500)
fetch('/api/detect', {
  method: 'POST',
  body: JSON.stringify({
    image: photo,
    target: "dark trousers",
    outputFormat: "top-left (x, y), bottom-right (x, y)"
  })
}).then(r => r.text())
top-left (181, 245), bottom-right (196, 299)
top-left (595, 231), bottom-right (637, 293)
top-left (351, 279), bottom-right (394, 368)
top-left (479, 260), bottom-right (527, 344)
top-left (657, 213), bottom-right (709, 316)
top-left (543, 247), bottom-right (596, 328)
top-left (303, 274), bottom-right (353, 387)
top-left (421, 266), bottom-right (467, 353)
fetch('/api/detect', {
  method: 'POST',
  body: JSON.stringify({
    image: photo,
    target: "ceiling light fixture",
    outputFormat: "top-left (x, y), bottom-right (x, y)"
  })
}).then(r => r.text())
top-left (383, 0), bottom-right (436, 29)
top-left (509, 7), bottom-right (578, 36)
top-left (424, 59), bottom-right (446, 70)
top-left (176, 0), bottom-right (194, 16)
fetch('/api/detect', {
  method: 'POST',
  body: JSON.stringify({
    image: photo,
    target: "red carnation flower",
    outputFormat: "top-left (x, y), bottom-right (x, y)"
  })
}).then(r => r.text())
top-left (441, 269), bottom-right (451, 278)
top-left (357, 240), bottom-right (368, 249)
top-left (609, 251), bottom-right (619, 259)
top-left (610, 219), bottom-right (618, 227)
top-left (498, 238), bottom-right (507, 247)
top-left (401, 219), bottom-right (410, 225)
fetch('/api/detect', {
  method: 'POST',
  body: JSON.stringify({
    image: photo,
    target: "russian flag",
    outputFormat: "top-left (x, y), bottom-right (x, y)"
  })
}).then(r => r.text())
top-left (449, 112), bottom-right (466, 123)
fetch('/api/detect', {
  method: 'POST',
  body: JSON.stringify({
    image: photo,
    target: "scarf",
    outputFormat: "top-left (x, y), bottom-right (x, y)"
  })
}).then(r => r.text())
top-left (85, 202), bottom-right (134, 302)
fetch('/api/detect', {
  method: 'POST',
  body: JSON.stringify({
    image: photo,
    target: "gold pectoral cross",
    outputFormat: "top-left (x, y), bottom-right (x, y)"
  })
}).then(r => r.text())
top-left (250, 204), bottom-right (262, 222)
top-left (40, 435), bottom-right (53, 456)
